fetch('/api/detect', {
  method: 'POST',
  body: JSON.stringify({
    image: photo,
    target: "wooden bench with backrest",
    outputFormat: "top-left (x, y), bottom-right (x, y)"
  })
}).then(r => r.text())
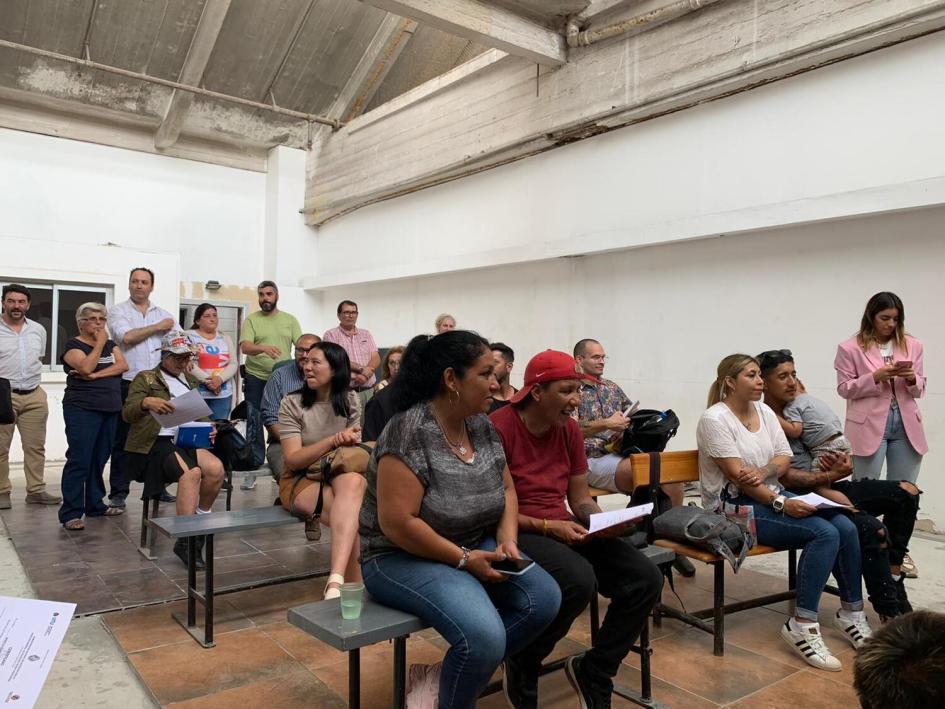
top-left (594, 450), bottom-right (800, 656)
top-left (149, 506), bottom-right (325, 647)
top-left (289, 544), bottom-right (677, 709)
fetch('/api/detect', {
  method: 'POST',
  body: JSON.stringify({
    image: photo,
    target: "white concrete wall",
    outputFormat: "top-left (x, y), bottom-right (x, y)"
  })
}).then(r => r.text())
top-left (309, 31), bottom-right (945, 289)
top-left (0, 133), bottom-right (322, 467)
top-left (310, 33), bottom-right (945, 529)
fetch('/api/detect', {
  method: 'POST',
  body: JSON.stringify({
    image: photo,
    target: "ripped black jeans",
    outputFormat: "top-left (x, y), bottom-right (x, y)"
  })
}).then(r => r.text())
top-left (833, 478), bottom-right (920, 616)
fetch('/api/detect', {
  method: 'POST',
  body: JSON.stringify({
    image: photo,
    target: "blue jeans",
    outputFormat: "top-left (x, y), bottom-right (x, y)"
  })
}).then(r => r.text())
top-left (361, 537), bottom-right (561, 709)
top-left (853, 405), bottom-right (923, 484)
top-left (727, 492), bottom-right (863, 621)
top-left (59, 405), bottom-right (117, 524)
top-left (243, 374), bottom-right (267, 467)
top-left (204, 396), bottom-right (232, 421)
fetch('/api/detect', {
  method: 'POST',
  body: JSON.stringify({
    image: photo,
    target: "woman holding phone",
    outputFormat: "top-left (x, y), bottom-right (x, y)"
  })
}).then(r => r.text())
top-left (834, 292), bottom-right (927, 485)
top-left (358, 331), bottom-right (560, 708)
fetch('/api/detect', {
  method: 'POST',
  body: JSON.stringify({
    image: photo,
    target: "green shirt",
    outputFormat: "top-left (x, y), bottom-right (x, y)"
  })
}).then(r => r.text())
top-left (241, 310), bottom-right (302, 381)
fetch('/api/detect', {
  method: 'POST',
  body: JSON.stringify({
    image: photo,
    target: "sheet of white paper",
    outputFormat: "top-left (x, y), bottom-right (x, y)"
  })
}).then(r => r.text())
top-left (587, 502), bottom-right (654, 535)
top-left (0, 596), bottom-right (76, 708)
top-left (791, 492), bottom-right (852, 509)
top-left (149, 388), bottom-right (212, 428)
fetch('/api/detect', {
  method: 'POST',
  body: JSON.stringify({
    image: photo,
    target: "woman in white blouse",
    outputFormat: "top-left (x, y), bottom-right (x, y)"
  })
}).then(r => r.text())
top-left (696, 354), bottom-right (871, 672)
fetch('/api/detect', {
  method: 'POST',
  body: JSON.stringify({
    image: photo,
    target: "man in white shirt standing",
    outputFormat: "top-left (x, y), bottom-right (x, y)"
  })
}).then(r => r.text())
top-left (0, 284), bottom-right (61, 508)
top-left (107, 267), bottom-right (177, 508)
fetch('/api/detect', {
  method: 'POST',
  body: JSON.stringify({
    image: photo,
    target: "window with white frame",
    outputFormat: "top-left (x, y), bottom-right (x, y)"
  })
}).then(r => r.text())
top-left (1, 280), bottom-right (113, 370)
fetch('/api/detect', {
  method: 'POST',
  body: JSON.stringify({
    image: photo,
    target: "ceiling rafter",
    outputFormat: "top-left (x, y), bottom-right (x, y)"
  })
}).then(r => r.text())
top-left (154, 0), bottom-right (233, 150)
top-left (359, 0), bottom-right (568, 66)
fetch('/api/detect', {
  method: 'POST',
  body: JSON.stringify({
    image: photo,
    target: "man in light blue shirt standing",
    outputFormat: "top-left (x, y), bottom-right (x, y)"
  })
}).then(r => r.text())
top-left (107, 267), bottom-right (177, 507)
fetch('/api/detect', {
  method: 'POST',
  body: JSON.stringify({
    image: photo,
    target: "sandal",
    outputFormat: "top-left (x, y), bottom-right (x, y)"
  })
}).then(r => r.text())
top-left (324, 572), bottom-right (345, 600)
top-left (63, 519), bottom-right (85, 531)
top-left (103, 507), bottom-right (124, 517)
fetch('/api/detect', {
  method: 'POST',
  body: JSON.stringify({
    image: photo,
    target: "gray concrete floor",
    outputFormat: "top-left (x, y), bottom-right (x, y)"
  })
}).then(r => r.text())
top-left (0, 522), bottom-right (156, 708)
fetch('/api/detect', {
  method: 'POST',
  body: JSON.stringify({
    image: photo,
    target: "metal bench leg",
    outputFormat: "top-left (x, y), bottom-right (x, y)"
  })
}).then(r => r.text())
top-left (349, 648), bottom-right (361, 709)
top-left (138, 497), bottom-right (159, 559)
top-left (713, 561), bottom-right (725, 657)
top-left (639, 620), bottom-right (652, 701)
top-left (187, 537), bottom-right (197, 627)
top-left (393, 636), bottom-right (407, 709)
top-left (204, 535), bottom-right (214, 647)
top-left (225, 470), bottom-right (233, 511)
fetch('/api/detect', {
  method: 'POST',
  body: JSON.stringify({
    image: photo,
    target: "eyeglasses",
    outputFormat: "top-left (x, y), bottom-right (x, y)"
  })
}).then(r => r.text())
top-left (587, 355), bottom-right (607, 362)
top-left (340, 310), bottom-right (358, 316)
top-left (80, 316), bottom-right (107, 323)
top-left (758, 349), bottom-right (792, 362)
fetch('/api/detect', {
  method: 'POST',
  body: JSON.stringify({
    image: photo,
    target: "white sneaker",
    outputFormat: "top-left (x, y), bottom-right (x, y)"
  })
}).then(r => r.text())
top-left (239, 476), bottom-right (257, 490)
top-left (833, 610), bottom-right (873, 648)
top-left (780, 620), bottom-right (842, 671)
top-left (406, 662), bottom-right (441, 709)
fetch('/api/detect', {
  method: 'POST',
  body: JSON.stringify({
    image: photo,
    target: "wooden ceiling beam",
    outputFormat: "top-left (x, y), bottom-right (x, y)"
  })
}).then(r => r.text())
top-left (154, 0), bottom-right (233, 150)
top-left (360, 0), bottom-right (567, 66)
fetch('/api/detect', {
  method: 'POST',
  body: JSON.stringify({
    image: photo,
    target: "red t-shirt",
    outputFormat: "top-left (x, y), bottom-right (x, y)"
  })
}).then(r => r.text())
top-left (489, 405), bottom-right (588, 521)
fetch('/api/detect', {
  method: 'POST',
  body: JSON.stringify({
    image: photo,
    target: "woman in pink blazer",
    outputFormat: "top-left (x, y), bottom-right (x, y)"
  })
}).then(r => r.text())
top-left (834, 292), bottom-right (927, 485)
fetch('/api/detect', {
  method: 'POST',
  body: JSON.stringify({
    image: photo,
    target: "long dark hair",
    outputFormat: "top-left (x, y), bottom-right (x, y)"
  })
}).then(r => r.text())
top-left (857, 291), bottom-right (907, 352)
top-left (391, 331), bottom-right (490, 413)
top-left (300, 342), bottom-right (352, 419)
top-left (190, 303), bottom-right (217, 330)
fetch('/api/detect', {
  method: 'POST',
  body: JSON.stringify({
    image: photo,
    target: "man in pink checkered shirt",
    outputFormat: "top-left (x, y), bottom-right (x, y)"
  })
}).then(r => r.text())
top-left (322, 300), bottom-right (380, 421)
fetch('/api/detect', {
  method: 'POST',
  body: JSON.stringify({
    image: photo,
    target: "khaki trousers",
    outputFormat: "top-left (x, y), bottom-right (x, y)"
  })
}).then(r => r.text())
top-left (0, 387), bottom-right (48, 494)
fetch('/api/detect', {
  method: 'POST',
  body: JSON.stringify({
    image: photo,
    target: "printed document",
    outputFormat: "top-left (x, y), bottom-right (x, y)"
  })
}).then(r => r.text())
top-left (150, 388), bottom-right (212, 428)
top-left (587, 503), bottom-right (654, 535)
top-left (0, 596), bottom-right (75, 708)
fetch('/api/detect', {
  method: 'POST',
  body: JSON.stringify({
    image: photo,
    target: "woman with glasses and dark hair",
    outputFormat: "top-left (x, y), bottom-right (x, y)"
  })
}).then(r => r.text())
top-left (697, 354), bottom-right (871, 672)
top-left (278, 341), bottom-right (363, 599)
top-left (834, 292), bottom-right (927, 485)
top-left (759, 349), bottom-right (919, 622)
top-left (58, 303), bottom-right (128, 530)
top-left (358, 331), bottom-right (560, 708)
top-left (123, 331), bottom-right (225, 569)
top-left (187, 303), bottom-right (238, 420)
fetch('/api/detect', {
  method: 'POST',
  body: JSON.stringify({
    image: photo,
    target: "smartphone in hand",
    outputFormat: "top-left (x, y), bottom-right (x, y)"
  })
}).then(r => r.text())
top-left (894, 360), bottom-right (912, 369)
top-left (491, 558), bottom-right (535, 575)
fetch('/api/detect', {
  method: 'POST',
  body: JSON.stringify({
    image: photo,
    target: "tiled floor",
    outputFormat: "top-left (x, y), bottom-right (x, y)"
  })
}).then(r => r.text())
top-left (99, 564), bottom-right (865, 707)
top-left (0, 480), bottom-right (330, 615)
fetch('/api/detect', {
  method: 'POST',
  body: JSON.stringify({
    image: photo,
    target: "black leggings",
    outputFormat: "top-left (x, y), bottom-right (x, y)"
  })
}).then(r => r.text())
top-left (833, 478), bottom-right (919, 616)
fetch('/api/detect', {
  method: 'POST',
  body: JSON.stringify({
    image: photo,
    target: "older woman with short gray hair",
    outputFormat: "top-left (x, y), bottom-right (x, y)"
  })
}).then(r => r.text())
top-left (58, 302), bottom-right (128, 530)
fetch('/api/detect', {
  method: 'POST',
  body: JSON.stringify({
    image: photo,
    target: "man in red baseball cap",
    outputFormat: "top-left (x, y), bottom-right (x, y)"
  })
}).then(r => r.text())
top-left (490, 350), bottom-right (663, 709)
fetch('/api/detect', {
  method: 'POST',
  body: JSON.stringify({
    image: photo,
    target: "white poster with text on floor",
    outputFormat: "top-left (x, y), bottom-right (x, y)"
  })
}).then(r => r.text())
top-left (0, 596), bottom-right (75, 708)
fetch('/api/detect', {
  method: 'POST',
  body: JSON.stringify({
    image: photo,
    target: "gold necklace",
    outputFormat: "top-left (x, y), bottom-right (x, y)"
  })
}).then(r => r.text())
top-left (433, 408), bottom-right (469, 456)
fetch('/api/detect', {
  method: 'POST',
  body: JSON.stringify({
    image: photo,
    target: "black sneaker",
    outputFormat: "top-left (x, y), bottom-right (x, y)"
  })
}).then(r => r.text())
top-left (159, 489), bottom-right (177, 503)
top-left (173, 539), bottom-right (206, 571)
top-left (673, 554), bottom-right (696, 578)
top-left (564, 655), bottom-right (612, 709)
top-left (896, 576), bottom-right (913, 614)
top-left (502, 656), bottom-right (537, 709)
top-left (108, 494), bottom-right (127, 509)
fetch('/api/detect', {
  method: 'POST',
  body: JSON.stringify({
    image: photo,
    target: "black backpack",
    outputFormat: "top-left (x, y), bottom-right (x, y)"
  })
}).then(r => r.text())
top-left (212, 419), bottom-right (257, 471)
top-left (620, 409), bottom-right (679, 455)
top-left (0, 379), bottom-right (13, 425)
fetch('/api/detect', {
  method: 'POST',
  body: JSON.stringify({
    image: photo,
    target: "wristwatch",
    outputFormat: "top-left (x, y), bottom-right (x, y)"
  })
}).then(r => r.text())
top-left (456, 546), bottom-right (471, 570)
top-left (772, 495), bottom-right (787, 513)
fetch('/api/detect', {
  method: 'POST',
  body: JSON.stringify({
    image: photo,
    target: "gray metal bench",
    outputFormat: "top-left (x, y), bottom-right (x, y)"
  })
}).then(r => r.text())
top-left (150, 506), bottom-right (321, 648)
top-left (288, 543), bottom-right (676, 709)
top-left (137, 464), bottom-right (272, 559)
top-left (289, 596), bottom-right (427, 709)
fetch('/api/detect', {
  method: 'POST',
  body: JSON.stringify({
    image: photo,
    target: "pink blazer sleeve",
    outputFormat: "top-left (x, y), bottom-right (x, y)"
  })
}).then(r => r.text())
top-left (905, 339), bottom-right (926, 399)
top-left (834, 342), bottom-right (881, 400)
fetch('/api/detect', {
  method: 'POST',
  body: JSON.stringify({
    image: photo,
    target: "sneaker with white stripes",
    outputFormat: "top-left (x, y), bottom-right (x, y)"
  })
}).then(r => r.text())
top-left (780, 620), bottom-right (842, 671)
top-left (833, 610), bottom-right (873, 648)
